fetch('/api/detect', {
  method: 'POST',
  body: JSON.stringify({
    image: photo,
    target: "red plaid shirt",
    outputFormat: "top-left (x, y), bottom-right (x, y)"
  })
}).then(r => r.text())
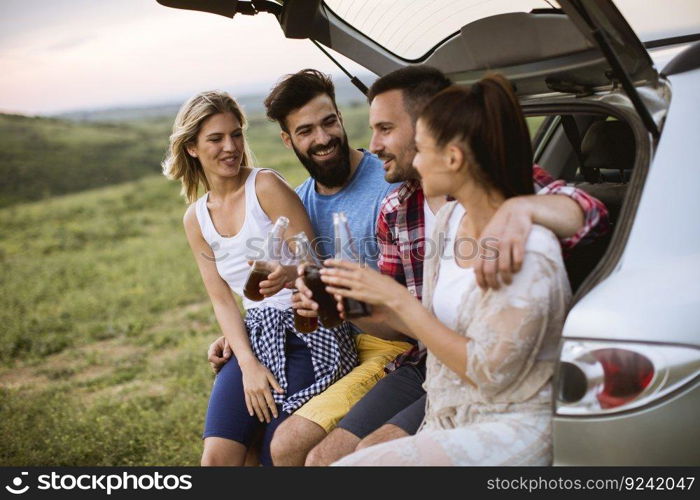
top-left (378, 165), bottom-right (610, 370)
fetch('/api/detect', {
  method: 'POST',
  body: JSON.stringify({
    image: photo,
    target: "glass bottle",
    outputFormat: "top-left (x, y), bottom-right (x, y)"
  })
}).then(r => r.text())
top-left (243, 216), bottom-right (289, 301)
top-left (290, 232), bottom-right (320, 333)
top-left (300, 236), bottom-right (344, 330)
top-left (332, 211), bottom-right (372, 319)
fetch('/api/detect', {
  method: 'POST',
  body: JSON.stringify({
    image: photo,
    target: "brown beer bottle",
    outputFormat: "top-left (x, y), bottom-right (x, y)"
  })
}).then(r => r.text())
top-left (304, 265), bottom-right (343, 329)
top-left (298, 236), bottom-right (343, 329)
top-left (332, 212), bottom-right (372, 319)
top-left (290, 233), bottom-right (319, 333)
top-left (243, 216), bottom-right (289, 302)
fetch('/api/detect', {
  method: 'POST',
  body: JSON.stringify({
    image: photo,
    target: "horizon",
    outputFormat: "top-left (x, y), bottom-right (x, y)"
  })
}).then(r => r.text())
top-left (0, 0), bottom-right (370, 116)
top-left (1, 1), bottom-right (698, 116)
top-left (0, 71), bottom-right (376, 118)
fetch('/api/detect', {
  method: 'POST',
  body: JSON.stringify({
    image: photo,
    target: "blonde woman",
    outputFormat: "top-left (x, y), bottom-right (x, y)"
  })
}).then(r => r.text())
top-left (321, 76), bottom-right (571, 465)
top-left (163, 91), bottom-right (356, 466)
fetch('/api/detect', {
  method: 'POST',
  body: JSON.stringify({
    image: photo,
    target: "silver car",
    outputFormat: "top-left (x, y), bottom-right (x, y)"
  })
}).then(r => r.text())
top-left (158, 0), bottom-right (700, 465)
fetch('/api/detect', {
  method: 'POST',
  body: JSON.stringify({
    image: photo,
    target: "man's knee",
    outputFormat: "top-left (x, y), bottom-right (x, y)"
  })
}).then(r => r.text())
top-left (269, 418), bottom-right (296, 461)
top-left (305, 428), bottom-right (361, 466)
top-left (270, 415), bottom-right (325, 465)
top-left (304, 444), bottom-right (326, 467)
top-left (356, 424), bottom-right (408, 451)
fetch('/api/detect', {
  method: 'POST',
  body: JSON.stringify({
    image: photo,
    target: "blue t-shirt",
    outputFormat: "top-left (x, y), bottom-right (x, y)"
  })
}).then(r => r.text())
top-left (295, 150), bottom-right (400, 269)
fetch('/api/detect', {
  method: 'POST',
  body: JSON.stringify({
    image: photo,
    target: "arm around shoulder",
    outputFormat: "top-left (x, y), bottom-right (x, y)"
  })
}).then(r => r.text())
top-left (465, 238), bottom-right (570, 396)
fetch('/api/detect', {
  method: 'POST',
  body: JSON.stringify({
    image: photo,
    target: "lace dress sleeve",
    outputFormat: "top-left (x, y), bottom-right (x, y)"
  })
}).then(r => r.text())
top-left (464, 235), bottom-right (570, 399)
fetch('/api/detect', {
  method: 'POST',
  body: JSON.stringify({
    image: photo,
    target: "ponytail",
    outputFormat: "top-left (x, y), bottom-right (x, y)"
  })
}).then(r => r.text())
top-left (418, 74), bottom-right (534, 198)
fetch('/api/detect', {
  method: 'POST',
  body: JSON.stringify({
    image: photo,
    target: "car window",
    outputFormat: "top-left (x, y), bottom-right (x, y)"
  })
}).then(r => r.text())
top-left (324, 0), bottom-right (557, 61)
top-left (526, 116), bottom-right (546, 140)
top-left (612, 0), bottom-right (700, 43)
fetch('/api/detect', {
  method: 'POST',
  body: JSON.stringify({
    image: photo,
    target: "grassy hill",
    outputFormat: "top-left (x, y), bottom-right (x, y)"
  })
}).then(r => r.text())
top-left (0, 175), bottom-right (210, 464)
top-left (0, 101), bottom-right (372, 465)
top-left (0, 113), bottom-right (170, 208)
top-left (0, 173), bottom-right (334, 465)
top-left (0, 102), bottom-right (371, 208)
top-left (0, 94), bottom-right (547, 464)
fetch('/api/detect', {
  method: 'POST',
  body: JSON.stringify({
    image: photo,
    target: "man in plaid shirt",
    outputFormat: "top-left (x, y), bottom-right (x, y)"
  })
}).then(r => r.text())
top-left (380, 165), bottom-right (608, 372)
top-left (306, 66), bottom-right (609, 465)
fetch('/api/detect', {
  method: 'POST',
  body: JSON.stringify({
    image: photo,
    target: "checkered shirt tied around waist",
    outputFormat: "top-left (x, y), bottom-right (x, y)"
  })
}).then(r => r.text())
top-left (244, 307), bottom-right (358, 414)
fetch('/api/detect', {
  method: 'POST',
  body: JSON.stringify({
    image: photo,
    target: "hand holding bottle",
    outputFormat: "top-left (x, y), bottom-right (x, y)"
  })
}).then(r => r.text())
top-left (290, 233), bottom-right (321, 332)
top-left (250, 261), bottom-right (297, 298)
top-left (244, 216), bottom-right (289, 301)
top-left (330, 212), bottom-right (372, 319)
top-left (293, 266), bottom-right (319, 318)
top-left (320, 258), bottom-right (409, 312)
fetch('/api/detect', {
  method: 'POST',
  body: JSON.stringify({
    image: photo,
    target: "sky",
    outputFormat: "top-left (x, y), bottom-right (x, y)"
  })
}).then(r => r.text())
top-left (1, 0), bottom-right (698, 116)
top-left (0, 0), bottom-right (369, 115)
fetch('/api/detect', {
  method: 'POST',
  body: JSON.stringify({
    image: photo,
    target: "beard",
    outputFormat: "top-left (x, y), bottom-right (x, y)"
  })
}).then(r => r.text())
top-left (292, 133), bottom-right (352, 188)
top-left (378, 151), bottom-right (421, 183)
top-left (384, 159), bottom-right (420, 183)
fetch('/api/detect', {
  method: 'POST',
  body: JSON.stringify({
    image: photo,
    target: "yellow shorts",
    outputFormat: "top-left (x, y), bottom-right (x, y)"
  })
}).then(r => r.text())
top-left (294, 333), bottom-right (413, 433)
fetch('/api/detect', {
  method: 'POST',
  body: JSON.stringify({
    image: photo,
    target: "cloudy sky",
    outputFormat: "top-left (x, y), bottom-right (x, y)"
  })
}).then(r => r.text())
top-left (0, 0), bottom-right (368, 115)
top-left (1, 0), bottom-right (698, 116)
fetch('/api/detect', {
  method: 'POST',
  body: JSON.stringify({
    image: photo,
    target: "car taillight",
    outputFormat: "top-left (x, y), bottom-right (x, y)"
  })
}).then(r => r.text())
top-left (592, 348), bottom-right (654, 409)
top-left (555, 340), bottom-right (700, 416)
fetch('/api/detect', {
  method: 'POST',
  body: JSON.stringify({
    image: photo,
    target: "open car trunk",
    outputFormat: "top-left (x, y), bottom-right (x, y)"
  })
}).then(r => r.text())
top-left (156, 0), bottom-right (671, 297)
top-left (155, 0), bottom-right (700, 466)
top-left (158, 0), bottom-right (673, 136)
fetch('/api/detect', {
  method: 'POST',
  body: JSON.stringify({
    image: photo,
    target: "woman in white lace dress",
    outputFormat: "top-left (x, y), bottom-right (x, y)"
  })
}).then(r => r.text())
top-left (320, 75), bottom-right (572, 466)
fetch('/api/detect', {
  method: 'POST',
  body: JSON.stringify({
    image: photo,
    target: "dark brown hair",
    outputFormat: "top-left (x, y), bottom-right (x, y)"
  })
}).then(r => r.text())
top-left (264, 69), bottom-right (337, 132)
top-left (367, 65), bottom-right (452, 121)
top-left (419, 75), bottom-right (534, 198)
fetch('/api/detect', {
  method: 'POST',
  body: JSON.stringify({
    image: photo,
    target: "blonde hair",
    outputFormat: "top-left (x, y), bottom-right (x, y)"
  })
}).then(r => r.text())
top-left (162, 90), bottom-right (256, 203)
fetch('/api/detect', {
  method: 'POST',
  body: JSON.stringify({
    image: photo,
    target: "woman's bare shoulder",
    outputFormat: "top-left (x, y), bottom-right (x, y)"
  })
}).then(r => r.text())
top-left (183, 202), bottom-right (197, 225)
top-left (182, 202), bottom-right (204, 243)
top-left (254, 168), bottom-right (291, 194)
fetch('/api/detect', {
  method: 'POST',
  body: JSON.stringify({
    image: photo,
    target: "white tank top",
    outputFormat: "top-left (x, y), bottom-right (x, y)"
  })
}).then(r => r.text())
top-left (432, 204), bottom-right (472, 329)
top-left (194, 168), bottom-right (293, 311)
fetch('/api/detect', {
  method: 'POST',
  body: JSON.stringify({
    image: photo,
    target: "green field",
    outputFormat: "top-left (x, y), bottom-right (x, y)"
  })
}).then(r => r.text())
top-left (0, 105), bottom-right (370, 465)
top-left (0, 114), bottom-right (167, 208)
top-left (0, 104), bottom-right (542, 465)
top-left (0, 102), bottom-right (372, 209)
top-left (0, 176), bottom-right (212, 465)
